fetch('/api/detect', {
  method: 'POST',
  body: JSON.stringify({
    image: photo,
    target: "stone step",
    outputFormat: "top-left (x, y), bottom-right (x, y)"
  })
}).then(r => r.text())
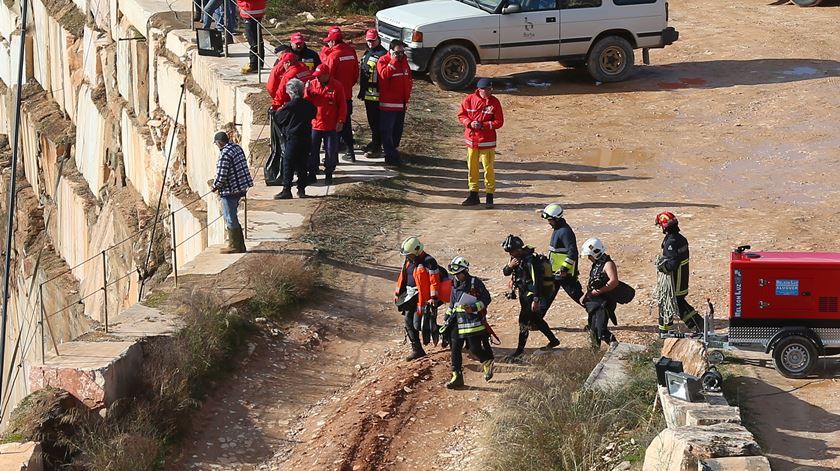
top-left (107, 303), bottom-right (183, 340)
top-left (0, 442), bottom-right (42, 471)
top-left (700, 456), bottom-right (771, 471)
top-left (583, 342), bottom-right (645, 390)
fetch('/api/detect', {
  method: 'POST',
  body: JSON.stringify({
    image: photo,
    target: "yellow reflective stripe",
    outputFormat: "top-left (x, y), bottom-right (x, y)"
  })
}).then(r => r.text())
top-left (459, 325), bottom-right (486, 334)
top-left (675, 259), bottom-right (689, 296)
top-left (474, 301), bottom-right (485, 311)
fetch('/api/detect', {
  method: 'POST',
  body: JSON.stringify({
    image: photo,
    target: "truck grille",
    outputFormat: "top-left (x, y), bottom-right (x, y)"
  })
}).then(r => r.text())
top-left (378, 21), bottom-right (402, 40)
top-left (820, 297), bottom-right (838, 313)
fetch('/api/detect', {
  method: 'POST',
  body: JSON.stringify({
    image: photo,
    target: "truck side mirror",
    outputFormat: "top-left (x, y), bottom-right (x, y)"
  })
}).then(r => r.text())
top-left (502, 3), bottom-right (522, 13)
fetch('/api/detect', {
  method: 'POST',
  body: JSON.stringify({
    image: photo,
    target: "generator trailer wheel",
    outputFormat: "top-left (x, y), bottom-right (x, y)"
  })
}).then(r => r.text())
top-left (772, 335), bottom-right (818, 378)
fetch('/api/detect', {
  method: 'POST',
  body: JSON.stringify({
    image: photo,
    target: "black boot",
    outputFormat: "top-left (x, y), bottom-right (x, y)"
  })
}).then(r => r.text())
top-left (538, 323), bottom-right (560, 348)
top-left (296, 187), bottom-right (309, 198)
top-left (485, 193), bottom-right (494, 209)
top-left (273, 187), bottom-right (293, 200)
top-left (461, 191), bottom-right (480, 206)
top-left (510, 331), bottom-right (529, 358)
top-left (405, 328), bottom-right (426, 361)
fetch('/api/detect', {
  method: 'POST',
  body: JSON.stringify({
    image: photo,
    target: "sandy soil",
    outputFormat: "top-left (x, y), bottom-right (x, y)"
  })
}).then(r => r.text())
top-left (174, 0), bottom-right (840, 468)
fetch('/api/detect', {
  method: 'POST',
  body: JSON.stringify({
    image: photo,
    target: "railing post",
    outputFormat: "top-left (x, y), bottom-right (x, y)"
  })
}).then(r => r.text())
top-left (171, 212), bottom-right (179, 287)
top-left (243, 196), bottom-right (248, 239)
top-left (101, 251), bottom-right (108, 333)
top-left (191, 0), bottom-right (196, 30)
top-left (257, 22), bottom-right (263, 84)
top-left (223, 0), bottom-right (229, 57)
top-left (38, 283), bottom-right (44, 363)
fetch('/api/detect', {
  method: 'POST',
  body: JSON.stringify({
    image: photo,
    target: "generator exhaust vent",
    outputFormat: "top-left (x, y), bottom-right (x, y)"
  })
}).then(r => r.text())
top-left (819, 297), bottom-right (838, 313)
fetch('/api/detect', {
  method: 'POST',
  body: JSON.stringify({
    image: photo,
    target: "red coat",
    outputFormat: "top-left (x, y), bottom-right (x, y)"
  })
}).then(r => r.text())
top-left (236, 0), bottom-right (265, 18)
top-left (266, 62), bottom-right (313, 109)
top-left (323, 42), bottom-right (359, 100)
top-left (376, 53), bottom-right (412, 112)
top-left (457, 91), bottom-right (504, 149)
top-left (304, 78), bottom-right (347, 131)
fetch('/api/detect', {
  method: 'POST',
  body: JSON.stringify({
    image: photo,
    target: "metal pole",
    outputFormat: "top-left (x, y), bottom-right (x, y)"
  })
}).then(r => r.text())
top-left (192, 0), bottom-right (196, 31)
top-left (243, 196), bottom-right (248, 239)
top-left (38, 284), bottom-right (44, 364)
top-left (223, 0), bottom-right (229, 57)
top-left (0, 0), bottom-right (30, 397)
top-left (257, 21), bottom-right (263, 84)
top-left (171, 212), bottom-right (179, 287)
top-left (101, 251), bottom-right (108, 333)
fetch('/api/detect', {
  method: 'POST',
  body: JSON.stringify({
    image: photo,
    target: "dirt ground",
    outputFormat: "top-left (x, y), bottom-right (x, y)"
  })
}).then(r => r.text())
top-left (172, 0), bottom-right (840, 468)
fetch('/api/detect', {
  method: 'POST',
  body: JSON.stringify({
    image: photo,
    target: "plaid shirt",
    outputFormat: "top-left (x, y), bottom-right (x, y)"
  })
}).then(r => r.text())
top-left (213, 143), bottom-right (254, 196)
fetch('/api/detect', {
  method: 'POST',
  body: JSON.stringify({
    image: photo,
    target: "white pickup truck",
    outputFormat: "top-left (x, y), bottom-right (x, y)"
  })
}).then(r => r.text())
top-left (375, 0), bottom-right (678, 90)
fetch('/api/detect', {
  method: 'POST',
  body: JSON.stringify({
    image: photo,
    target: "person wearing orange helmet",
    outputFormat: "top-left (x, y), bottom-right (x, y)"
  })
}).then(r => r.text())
top-left (655, 211), bottom-right (704, 335)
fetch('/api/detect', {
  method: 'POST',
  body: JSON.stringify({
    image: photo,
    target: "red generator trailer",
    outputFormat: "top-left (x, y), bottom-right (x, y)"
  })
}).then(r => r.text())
top-left (706, 245), bottom-right (840, 378)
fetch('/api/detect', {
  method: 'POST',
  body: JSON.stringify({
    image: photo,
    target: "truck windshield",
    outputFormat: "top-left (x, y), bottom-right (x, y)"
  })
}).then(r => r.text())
top-left (458, 0), bottom-right (502, 13)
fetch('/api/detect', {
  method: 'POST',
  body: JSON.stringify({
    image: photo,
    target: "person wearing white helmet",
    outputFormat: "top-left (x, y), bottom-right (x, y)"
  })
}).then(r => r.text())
top-left (580, 238), bottom-right (619, 348)
top-left (542, 203), bottom-right (584, 306)
top-left (394, 236), bottom-right (448, 361)
top-left (440, 256), bottom-right (495, 389)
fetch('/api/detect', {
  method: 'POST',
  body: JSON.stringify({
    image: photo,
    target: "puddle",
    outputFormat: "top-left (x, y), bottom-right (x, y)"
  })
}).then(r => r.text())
top-left (578, 148), bottom-right (651, 167)
top-left (781, 66), bottom-right (820, 76)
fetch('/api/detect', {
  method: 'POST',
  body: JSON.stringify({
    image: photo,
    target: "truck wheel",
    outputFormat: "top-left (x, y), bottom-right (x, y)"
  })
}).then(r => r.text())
top-left (773, 336), bottom-right (818, 378)
top-left (793, 0), bottom-right (823, 5)
top-left (586, 36), bottom-right (635, 83)
top-left (429, 44), bottom-right (476, 91)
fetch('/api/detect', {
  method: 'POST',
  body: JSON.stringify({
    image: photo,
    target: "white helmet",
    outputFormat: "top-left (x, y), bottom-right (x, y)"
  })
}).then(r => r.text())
top-left (541, 203), bottom-right (564, 220)
top-left (447, 256), bottom-right (470, 275)
top-left (581, 238), bottom-right (606, 258)
top-left (400, 236), bottom-right (424, 256)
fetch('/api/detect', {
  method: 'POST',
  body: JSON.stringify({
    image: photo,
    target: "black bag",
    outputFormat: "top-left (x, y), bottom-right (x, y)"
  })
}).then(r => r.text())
top-left (264, 109), bottom-right (285, 186)
top-left (609, 281), bottom-right (636, 304)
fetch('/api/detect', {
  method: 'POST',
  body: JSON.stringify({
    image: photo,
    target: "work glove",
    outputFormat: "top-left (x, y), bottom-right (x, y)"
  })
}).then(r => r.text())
top-left (656, 256), bottom-right (670, 274)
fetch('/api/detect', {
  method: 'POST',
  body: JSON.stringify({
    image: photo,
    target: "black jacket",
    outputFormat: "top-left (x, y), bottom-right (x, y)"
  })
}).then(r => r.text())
top-left (274, 97), bottom-right (316, 138)
top-left (503, 249), bottom-right (549, 299)
top-left (662, 228), bottom-right (690, 295)
top-left (548, 219), bottom-right (579, 276)
top-left (358, 44), bottom-right (387, 100)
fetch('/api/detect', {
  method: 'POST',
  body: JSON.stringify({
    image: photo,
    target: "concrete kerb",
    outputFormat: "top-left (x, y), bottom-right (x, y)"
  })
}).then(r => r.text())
top-left (583, 342), bottom-right (645, 390)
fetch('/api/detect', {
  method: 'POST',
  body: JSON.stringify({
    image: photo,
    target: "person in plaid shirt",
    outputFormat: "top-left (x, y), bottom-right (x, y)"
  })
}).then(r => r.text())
top-left (211, 131), bottom-right (254, 253)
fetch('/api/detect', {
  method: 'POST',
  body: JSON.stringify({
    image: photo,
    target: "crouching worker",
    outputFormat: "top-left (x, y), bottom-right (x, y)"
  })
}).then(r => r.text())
top-left (580, 238), bottom-right (619, 348)
top-left (441, 256), bottom-right (494, 389)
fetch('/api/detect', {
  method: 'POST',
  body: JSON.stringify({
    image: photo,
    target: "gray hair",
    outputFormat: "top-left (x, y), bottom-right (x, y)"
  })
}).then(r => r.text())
top-left (286, 78), bottom-right (304, 100)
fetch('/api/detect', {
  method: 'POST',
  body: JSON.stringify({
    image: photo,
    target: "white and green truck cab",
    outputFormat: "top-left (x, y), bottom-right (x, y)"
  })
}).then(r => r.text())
top-left (376, 0), bottom-right (679, 89)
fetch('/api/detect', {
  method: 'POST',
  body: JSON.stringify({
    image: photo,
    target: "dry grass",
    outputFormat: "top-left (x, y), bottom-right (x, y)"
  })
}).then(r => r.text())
top-left (304, 182), bottom-right (405, 263)
top-left (484, 346), bottom-right (664, 470)
top-left (245, 254), bottom-right (318, 319)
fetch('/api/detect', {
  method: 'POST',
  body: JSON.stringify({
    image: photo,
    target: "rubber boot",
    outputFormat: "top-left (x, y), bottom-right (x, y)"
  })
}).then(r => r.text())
top-left (540, 338), bottom-right (560, 351)
top-left (405, 327), bottom-right (426, 361)
top-left (537, 322), bottom-right (560, 347)
top-left (231, 227), bottom-right (247, 253)
top-left (274, 187), bottom-right (293, 200)
top-left (446, 370), bottom-right (465, 389)
top-left (482, 359), bottom-right (495, 382)
top-left (485, 193), bottom-right (494, 209)
top-left (297, 187), bottom-right (309, 199)
top-left (510, 331), bottom-right (529, 359)
top-left (461, 191), bottom-right (480, 206)
top-left (220, 228), bottom-right (238, 254)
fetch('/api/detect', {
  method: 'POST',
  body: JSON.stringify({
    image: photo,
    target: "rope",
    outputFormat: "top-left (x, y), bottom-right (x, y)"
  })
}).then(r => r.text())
top-left (654, 264), bottom-right (678, 327)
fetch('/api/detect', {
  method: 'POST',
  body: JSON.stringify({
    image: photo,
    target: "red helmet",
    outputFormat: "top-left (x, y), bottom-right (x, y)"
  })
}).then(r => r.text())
top-left (655, 211), bottom-right (678, 230)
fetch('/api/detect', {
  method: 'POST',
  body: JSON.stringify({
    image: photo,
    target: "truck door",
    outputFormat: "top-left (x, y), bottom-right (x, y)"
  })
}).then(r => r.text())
top-left (559, 0), bottom-right (605, 57)
top-left (498, 0), bottom-right (560, 60)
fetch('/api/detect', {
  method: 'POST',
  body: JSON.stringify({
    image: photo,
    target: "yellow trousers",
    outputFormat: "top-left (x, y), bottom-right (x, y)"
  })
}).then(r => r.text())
top-left (467, 148), bottom-right (495, 194)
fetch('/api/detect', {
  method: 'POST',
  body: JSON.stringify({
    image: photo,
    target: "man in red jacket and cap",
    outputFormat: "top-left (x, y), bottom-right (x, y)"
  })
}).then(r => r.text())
top-left (376, 40), bottom-right (412, 166)
top-left (457, 77), bottom-right (504, 209)
top-left (304, 63), bottom-right (347, 186)
top-left (322, 26), bottom-right (360, 162)
top-left (237, 0), bottom-right (266, 74)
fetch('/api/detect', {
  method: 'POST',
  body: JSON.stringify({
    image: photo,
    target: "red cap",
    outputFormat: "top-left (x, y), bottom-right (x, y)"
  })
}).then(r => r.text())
top-left (312, 63), bottom-right (330, 77)
top-left (365, 28), bottom-right (378, 40)
top-left (324, 25), bottom-right (343, 42)
top-left (279, 52), bottom-right (297, 64)
top-left (290, 32), bottom-right (305, 44)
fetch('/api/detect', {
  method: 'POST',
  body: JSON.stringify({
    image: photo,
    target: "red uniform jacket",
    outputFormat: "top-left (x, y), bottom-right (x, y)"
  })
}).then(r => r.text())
top-left (236, 0), bottom-right (265, 18)
top-left (266, 62), bottom-right (313, 110)
top-left (304, 78), bottom-right (347, 131)
top-left (376, 53), bottom-right (412, 112)
top-left (323, 42), bottom-right (359, 100)
top-left (457, 91), bottom-right (504, 149)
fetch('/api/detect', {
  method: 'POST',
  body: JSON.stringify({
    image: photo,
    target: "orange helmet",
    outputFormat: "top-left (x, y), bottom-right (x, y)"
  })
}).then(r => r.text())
top-left (655, 211), bottom-right (678, 230)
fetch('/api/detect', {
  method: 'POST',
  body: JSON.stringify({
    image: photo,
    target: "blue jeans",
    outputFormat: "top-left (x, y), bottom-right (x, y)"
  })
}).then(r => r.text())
top-left (339, 100), bottom-right (355, 157)
top-left (221, 195), bottom-right (242, 229)
top-left (203, 0), bottom-right (236, 32)
top-left (310, 130), bottom-right (338, 176)
top-left (380, 110), bottom-right (405, 164)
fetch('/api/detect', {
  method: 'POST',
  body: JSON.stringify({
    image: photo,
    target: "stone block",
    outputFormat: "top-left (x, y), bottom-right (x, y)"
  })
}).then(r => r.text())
top-left (91, 0), bottom-right (111, 34)
top-left (155, 56), bottom-right (186, 123)
top-left (164, 28), bottom-right (194, 60)
top-left (584, 342), bottom-right (645, 390)
top-left (116, 19), bottom-right (133, 106)
top-left (0, 0), bottom-right (18, 42)
top-left (205, 190), bottom-right (225, 246)
top-left (31, 0), bottom-right (50, 91)
top-left (0, 442), bottom-right (43, 471)
top-left (700, 456), bottom-right (771, 471)
top-left (662, 338), bottom-right (707, 377)
top-left (72, 0), bottom-right (86, 16)
top-left (169, 190), bottom-right (208, 272)
top-left (643, 423), bottom-right (761, 471)
top-left (109, 303), bottom-right (184, 339)
top-left (19, 99), bottom-right (42, 196)
top-left (28, 341), bottom-right (143, 409)
top-left (118, 0), bottom-right (191, 36)
top-left (184, 89), bottom-right (219, 194)
top-left (129, 29), bottom-right (149, 121)
top-left (191, 43), bottom-right (256, 125)
top-left (82, 26), bottom-right (105, 87)
top-left (658, 385), bottom-right (741, 428)
top-left (121, 108), bottom-right (164, 205)
top-left (75, 84), bottom-right (109, 196)
top-left (235, 84), bottom-right (269, 159)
